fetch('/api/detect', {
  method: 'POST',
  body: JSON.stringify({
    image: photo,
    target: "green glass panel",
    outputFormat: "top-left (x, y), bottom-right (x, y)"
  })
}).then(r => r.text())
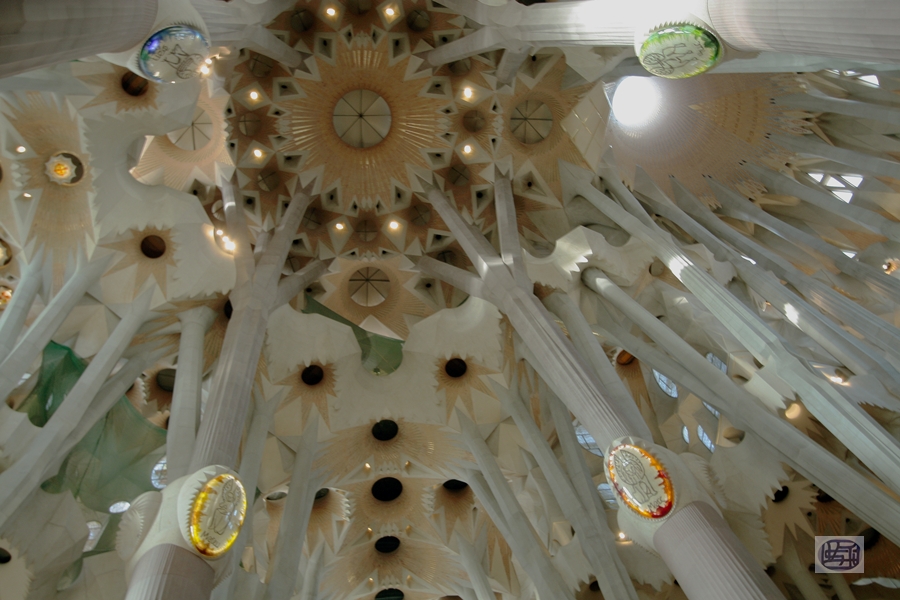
top-left (303, 295), bottom-right (404, 375)
top-left (17, 342), bottom-right (86, 426)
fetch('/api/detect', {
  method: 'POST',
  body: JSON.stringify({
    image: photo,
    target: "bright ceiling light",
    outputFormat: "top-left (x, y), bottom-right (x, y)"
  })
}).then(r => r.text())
top-left (224, 240), bottom-right (236, 252)
top-left (216, 229), bottom-right (223, 236)
top-left (463, 87), bottom-right (473, 99)
top-left (23, 193), bottom-right (31, 198)
top-left (389, 220), bottom-right (399, 230)
top-left (326, 7), bottom-right (336, 16)
top-left (385, 7), bottom-right (395, 16)
top-left (462, 144), bottom-right (472, 154)
top-left (200, 65), bottom-right (210, 75)
top-left (612, 76), bottom-right (662, 128)
top-left (618, 531), bottom-right (626, 540)
top-left (249, 91), bottom-right (259, 100)
top-left (205, 58), bottom-right (213, 65)
top-left (253, 149), bottom-right (263, 158)
top-left (785, 403), bottom-right (802, 419)
top-left (15, 146), bottom-right (25, 153)
top-left (335, 222), bottom-right (345, 231)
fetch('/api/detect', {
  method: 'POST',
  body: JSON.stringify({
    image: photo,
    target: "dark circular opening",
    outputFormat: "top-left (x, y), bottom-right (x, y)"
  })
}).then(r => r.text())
top-left (224, 299), bottom-right (233, 320)
top-left (765, 565), bottom-right (776, 576)
top-left (0, 548), bottom-right (10, 564)
top-left (445, 358), bottom-right (467, 378)
top-left (816, 490), bottom-right (834, 503)
top-left (140, 235), bottom-right (166, 259)
top-left (374, 536), bottom-right (401, 553)
top-left (315, 488), bottom-right (330, 500)
top-left (121, 72), bottom-right (150, 96)
top-left (375, 590), bottom-right (404, 600)
top-left (371, 477), bottom-right (403, 502)
top-left (463, 110), bottom-right (485, 133)
top-left (443, 479), bottom-right (468, 491)
top-left (156, 368), bottom-right (176, 392)
top-left (372, 420), bottom-right (399, 441)
top-left (861, 527), bottom-right (881, 550)
top-left (772, 486), bottom-right (790, 503)
top-left (301, 364), bottom-right (325, 386)
top-left (616, 351), bottom-right (635, 366)
top-left (267, 491), bottom-right (287, 501)
top-left (589, 581), bottom-right (600, 592)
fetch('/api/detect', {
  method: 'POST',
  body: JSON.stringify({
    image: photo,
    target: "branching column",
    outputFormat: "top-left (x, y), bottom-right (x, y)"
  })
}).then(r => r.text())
top-left (0, 287), bottom-right (154, 528)
top-left (0, 248), bottom-right (43, 365)
top-left (167, 306), bottom-right (217, 481)
top-left (0, 254), bottom-right (112, 402)
top-left (581, 268), bottom-right (900, 546)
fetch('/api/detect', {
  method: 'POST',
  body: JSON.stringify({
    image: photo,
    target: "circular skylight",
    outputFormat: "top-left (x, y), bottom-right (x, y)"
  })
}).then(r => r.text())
top-left (510, 100), bottom-right (552, 144)
top-left (612, 77), bottom-right (662, 128)
top-left (333, 90), bottom-right (392, 148)
top-left (349, 267), bottom-right (390, 306)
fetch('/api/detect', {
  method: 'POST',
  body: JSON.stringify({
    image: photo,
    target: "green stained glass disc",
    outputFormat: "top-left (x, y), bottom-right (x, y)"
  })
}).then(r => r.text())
top-left (639, 24), bottom-right (721, 79)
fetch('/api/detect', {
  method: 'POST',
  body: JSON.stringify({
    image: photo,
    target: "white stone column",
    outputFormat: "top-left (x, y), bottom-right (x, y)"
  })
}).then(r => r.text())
top-left (263, 416), bottom-right (319, 600)
top-left (499, 383), bottom-right (638, 600)
top-left (775, 535), bottom-right (829, 600)
top-left (495, 46), bottom-right (531, 85)
top-left (743, 163), bottom-right (900, 249)
top-left (633, 177), bottom-right (900, 400)
top-left (0, 254), bottom-right (112, 403)
top-left (577, 174), bottom-right (900, 496)
top-left (0, 248), bottom-right (43, 365)
top-left (167, 306), bottom-right (217, 481)
top-left (298, 541), bottom-right (324, 600)
top-left (581, 269), bottom-right (900, 546)
top-left (773, 133), bottom-right (900, 181)
top-left (654, 502), bottom-right (783, 600)
top-left (457, 536), bottom-right (499, 600)
top-left (708, 0), bottom-right (900, 64)
top-left (0, 0), bottom-right (159, 78)
top-left (663, 175), bottom-right (900, 365)
top-left (418, 180), bottom-right (643, 459)
top-left (125, 544), bottom-right (214, 600)
top-left (458, 411), bottom-right (573, 600)
top-left (0, 286), bottom-right (153, 528)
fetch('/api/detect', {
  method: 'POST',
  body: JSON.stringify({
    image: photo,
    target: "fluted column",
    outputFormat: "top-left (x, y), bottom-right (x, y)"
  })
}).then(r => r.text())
top-left (167, 306), bottom-right (217, 481)
top-left (500, 383), bottom-right (638, 600)
top-left (125, 544), bottom-right (214, 600)
top-left (0, 254), bottom-right (112, 403)
top-left (581, 268), bottom-right (900, 546)
top-left (654, 502), bottom-right (782, 600)
top-left (708, 0), bottom-right (900, 64)
top-left (459, 412), bottom-right (573, 600)
top-left (742, 163), bottom-right (900, 244)
top-left (0, 0), bottom-right (159, 78)
top-left (457, 536), bottom-right (498, 600)
top-left (579, 173), bottom-right (900, 496)
top-left (263, 416), bottom-right (319, 600)
top-left (0, 287), bottom-right (153, 528)
top-left (0, 248), bottom-right (42, 365)
top-left (773, 133), bottom-right (900, 181)
top-left (776, 535), bottom-right (829, 600)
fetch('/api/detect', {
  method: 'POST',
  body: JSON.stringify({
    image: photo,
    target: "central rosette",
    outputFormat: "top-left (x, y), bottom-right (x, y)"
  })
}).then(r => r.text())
top-left (332, 90), bottom-right (392, 149)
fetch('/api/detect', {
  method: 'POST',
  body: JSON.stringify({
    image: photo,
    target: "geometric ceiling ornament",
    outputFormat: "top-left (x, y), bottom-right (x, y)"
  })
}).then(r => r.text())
top-left (509, 100), bottom-right (553, 144)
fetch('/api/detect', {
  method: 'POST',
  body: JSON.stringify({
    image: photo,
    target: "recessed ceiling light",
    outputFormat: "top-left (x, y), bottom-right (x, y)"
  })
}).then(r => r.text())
top-left (326, 7), bottom-right (336, 16)
top-left (249, 91), bottom-right (259, 100)
top-left (23, 193), bottom-right (31, 198)
top-left (335, 222), bottom-right (345, 230)
top-left (253, 149), bottom-right (263, 158)
top-left (205, 58), bottom-right (213, 65)
top-left (462, 144), bottom-right (472, 154)
top-left (463, 87), bottom-right (473, 99)
top-left (785, 402), bottom-right (802, 419)
top-left (224, 240), bottom-right (236, 251)
top-left (216, 229), bottom-right (223, 236)
top-left (15, 146), bottom-right (25, 153)
top-left (200, 65), bottom-right (210, 75)
top-left (385, 7), bottom-right (395, 16)
top-left (389, 220), bottom-right (399, 230)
